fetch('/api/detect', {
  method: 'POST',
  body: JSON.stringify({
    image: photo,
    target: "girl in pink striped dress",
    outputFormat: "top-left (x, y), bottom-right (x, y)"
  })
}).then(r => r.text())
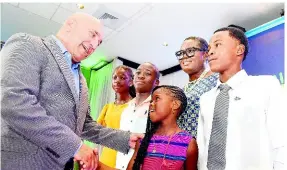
top-left (127, 85), bottom-right (198, 170)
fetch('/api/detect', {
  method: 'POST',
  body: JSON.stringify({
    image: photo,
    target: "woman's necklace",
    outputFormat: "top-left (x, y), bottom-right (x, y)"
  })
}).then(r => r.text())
top-left (160, 131), bottom-right (181, 170)
top-left (184, 69), bottom-right (208, 92)
top-left (114, 96), bottom-right (132, 105)
top-left (152, 138), bottom-right (167, 153)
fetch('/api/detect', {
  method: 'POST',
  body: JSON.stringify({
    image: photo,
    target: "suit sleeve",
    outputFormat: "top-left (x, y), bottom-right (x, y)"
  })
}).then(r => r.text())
top-left (81, 106), bottom-right (130, 154)
top-left (1, 33), bottom-right (82, 165)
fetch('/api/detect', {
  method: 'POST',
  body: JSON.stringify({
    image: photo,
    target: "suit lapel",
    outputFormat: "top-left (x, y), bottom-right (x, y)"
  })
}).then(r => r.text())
top-left (78, 72), bottom-right (89, 116)
top-left (42, 36), bottom-right (79, 110)
top-left (76, 72), bottom-right (89, 134)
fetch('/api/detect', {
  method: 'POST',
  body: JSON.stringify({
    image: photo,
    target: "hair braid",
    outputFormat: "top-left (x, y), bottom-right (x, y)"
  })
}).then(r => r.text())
top-left (132, 85), bottom-right (187, 169)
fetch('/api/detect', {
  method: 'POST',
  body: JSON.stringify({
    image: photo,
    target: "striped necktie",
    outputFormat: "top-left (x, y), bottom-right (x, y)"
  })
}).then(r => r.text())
top-left (207, 84), bottom-right (231, 170)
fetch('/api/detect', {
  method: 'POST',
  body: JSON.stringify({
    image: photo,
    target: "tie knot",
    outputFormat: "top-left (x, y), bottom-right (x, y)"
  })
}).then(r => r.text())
top-left (218, 84), bottom-right (231, 92)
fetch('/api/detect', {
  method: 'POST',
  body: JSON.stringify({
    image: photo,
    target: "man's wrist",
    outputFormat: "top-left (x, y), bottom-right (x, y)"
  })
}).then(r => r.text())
top-left (74, 140), bottom-right (83, 156)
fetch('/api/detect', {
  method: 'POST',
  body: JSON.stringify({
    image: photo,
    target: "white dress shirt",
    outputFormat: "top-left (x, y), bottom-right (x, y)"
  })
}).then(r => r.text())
top-left (197, 70), bottom-right (286, 170)
top-left (115, 96), bottom-right (150, 170)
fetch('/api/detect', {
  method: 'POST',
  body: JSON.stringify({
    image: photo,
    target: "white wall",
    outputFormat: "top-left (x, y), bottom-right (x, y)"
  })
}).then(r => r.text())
top-left (120, 62), bottom-right (189, 89)
top-left (159, 60), bottom-right (210, 87)
top-left (159, 70), bottom-right (189, 88)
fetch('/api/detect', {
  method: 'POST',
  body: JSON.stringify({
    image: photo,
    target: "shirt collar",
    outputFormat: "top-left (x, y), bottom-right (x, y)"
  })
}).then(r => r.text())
top-left (215, 69), bottom-right (248, 90)
top-left (51, 35), bottom-right (80, 69)
top-left (51, 35), bottom-right (68, 54)
top-left (130, 95), bottom-right (152, 107)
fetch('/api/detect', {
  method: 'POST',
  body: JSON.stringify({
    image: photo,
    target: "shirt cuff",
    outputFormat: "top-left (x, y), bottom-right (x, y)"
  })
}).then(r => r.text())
top-left (74, 141), bottom-right (83, 156)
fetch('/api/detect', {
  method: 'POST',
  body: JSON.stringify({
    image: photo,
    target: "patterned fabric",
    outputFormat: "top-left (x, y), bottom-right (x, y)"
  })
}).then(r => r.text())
top-left (1, 33), bottom-right (130, 170)
top-left (207, 84), bottom-right (231, 170)
top-left (177, 73), bottom-right (218, 137)
top-left (51, 35), bottom-right (80, 95)
top-left (142, 131), bottom-right (192, 170)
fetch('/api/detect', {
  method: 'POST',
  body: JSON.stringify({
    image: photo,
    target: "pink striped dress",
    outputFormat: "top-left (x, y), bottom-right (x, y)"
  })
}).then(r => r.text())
top-left (142, 131), bottom-right (192, 170)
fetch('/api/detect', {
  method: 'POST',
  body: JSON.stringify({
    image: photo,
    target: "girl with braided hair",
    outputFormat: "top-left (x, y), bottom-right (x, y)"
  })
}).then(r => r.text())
top-left (127, 85), bottom-right (198, 170)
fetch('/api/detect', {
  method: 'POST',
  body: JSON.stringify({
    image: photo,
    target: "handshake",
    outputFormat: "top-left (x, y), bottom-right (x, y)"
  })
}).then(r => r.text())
top-left (74, 133), bottom-right (144, 170)
top-left (74, 144), bottom-right (99, 170)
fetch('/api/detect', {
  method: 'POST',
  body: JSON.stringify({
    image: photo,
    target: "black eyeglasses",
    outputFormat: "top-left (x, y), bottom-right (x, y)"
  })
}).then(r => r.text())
top-left (175, 47), bottom-right (205, 60)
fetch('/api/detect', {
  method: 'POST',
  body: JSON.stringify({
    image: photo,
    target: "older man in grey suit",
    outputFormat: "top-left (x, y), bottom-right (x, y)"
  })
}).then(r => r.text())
top-left (1, 13), bottom-right (142, 170)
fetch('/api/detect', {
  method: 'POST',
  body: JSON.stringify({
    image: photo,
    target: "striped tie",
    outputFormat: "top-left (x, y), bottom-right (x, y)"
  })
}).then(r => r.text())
top-left (207, 84), bottom-right (231, 170)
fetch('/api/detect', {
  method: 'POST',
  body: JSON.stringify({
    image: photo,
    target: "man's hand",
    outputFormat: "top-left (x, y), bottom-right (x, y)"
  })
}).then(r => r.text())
top-left (74, 144), bottom-right (99, 170)
top-left (129, 133), bottom-right (144, 149)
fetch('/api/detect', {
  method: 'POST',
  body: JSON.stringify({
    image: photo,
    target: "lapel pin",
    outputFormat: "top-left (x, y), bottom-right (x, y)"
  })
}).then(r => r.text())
top-left (234, 96), bottom-right (241, 101)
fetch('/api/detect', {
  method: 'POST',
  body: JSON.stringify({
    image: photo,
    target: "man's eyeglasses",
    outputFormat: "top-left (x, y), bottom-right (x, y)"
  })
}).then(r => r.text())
top-left (175, 47), bottom-right (205, 60)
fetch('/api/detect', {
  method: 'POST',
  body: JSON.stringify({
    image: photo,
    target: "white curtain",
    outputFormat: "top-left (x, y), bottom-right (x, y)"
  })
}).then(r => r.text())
top-left (85, 58), bottom-right (123, 152)
top-left (88, 58), bottom-right (123, 120)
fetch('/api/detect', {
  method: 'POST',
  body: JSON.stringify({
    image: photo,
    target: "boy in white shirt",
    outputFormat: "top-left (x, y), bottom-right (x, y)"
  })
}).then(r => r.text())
top-left (115, 62), bottom-right (160, 170)
top-left (197, 26), bottom-right (285, 170)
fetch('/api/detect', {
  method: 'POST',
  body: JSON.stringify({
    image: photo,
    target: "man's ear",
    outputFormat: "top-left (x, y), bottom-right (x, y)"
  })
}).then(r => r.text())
top-left (129, 78), bottom-right (133, 87)
top-left (129, 82), bottom-right (133, 87)
top-left (236, 44), bottom-right (245, 56)
top-left (65, 18), bottom-right (76, 32)
top-left (202, 52), bottom-right (208, 60)
top-left (155, 79), bottom-right (160, 86)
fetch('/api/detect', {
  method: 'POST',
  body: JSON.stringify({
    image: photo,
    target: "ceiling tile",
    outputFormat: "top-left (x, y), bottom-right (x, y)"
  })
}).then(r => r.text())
top-left (103, 26), bottom-right (113, 39)
top-left (2, 3), bottom-right (61, 41)
top-left (60, 3), bottom-right (100, 15)
top-left (114, 4), bottom-right (153, 33)
top-left (2, 2), bottom-right (284, 71)
top-left (18, 3), bottom-right (59, 20)
top-left (51, 7), bottom-right (73, 24)
top-left (8, 3), bottom-right (19, 7)
top-left (60, 3), bottom-right (81, 12)
top-left (104, 3), bottom-right (147, 18)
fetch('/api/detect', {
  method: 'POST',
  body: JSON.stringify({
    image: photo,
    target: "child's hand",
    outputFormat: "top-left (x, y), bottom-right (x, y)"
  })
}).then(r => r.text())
top-left (129, 133), bottom-right (144, 149)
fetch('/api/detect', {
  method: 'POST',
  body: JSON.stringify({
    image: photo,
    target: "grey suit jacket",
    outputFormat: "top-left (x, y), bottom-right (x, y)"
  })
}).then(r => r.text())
top-left (1, 33), bottom-right (130, 170)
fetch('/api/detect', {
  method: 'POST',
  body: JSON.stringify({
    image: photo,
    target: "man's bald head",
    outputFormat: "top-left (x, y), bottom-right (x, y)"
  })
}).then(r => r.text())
top-left (65, 13), bottom-right (101, 28)
top-left (57, 12), bottom-right (103, 63)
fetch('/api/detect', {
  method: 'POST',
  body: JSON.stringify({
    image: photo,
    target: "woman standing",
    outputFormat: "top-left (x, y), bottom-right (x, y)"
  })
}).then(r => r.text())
top-left (175, 36), bottom-right (218, 137)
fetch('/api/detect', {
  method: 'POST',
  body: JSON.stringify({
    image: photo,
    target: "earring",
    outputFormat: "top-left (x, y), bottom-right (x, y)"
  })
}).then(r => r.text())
top-left (172, 109), bottom-right (175, 114)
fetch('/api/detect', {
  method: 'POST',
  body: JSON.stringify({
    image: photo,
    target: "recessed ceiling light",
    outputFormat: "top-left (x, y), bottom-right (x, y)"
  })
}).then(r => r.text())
top-left (77, 4), bottom-right (84, 9)
top-left (163, 42), bottom-right (168, 46)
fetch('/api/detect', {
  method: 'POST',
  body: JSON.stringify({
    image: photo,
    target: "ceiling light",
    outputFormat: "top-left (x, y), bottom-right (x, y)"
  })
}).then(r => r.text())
top-left (163, 42), bottom-right (168, 46)
top-left (77, 4), bottom-right (84, 9)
